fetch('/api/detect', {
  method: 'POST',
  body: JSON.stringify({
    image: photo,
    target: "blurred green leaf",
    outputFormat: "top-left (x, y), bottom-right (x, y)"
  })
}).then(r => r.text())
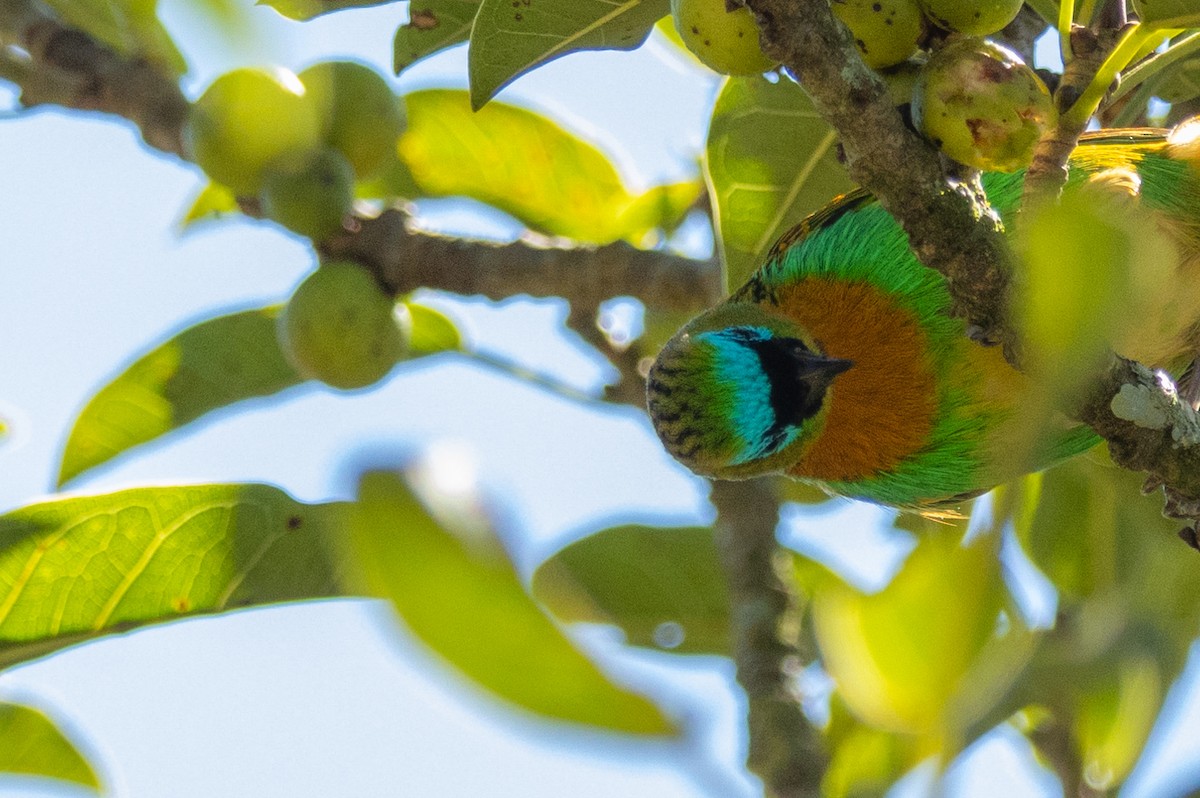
top-left (257, 0), bottom-right (393, 21)
top-left (811, 525), bottom-right (1024, 739)
top-left (349, 469), bottom-right (676, 734)
top-left (405, 302), bottom-right (463, 354)
top-left (0, 485), bottom-right (344, 669)
top-left (467, 0), bottom-right (668, 108)
top-left (57, 307), bottom-right (298, 486)
top-left (58, 302), bottom-right (460, 486)
top-left (822, 710), bottom-right (914, 798)
top-left (617, 180), bottom-right (704, 244)
top-left (532, 524), bottom-right (728, 654)
top-left (179, 182), bottom-right (239, 230)
top-left (1132, 0), bottom-right (1200, 28)
top-left (401, 89), bottom-right (689, 242)
top-left (394, 0), bottom-right (480, 73)
top-left (1073, 653), bottom-right (1162, 790)
top-left (706, 75), bottom-right (854, 291)
top-left (41, 0), bottom-right (186, 73)
top-left (1147, 50), bottom-right (1200, 103)
top-left (0, 702), bottom-right (100, 790)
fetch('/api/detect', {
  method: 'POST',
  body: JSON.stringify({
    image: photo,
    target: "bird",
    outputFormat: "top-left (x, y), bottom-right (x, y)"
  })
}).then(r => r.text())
top-left (646, 123), bottom-right (1200, 510)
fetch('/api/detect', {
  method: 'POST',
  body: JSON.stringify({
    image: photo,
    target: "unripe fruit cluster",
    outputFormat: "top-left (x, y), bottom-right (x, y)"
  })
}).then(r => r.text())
top-left (669, 0), bottom-right (1024, 76)
top-left (668, 0), bottom-right (1051, 172)
top-left (277, 260), bottom-right (412, 391)
top-left (183, 61), bottom-right (407, 240)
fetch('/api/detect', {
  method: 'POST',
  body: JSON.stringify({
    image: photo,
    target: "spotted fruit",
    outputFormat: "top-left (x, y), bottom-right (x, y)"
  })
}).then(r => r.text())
top-left (912, 38), bottom-right (1054, 172)
top-left (671, 0), bottom-right (777, 76)
top-left (831, 0), bottom-right (924, 70)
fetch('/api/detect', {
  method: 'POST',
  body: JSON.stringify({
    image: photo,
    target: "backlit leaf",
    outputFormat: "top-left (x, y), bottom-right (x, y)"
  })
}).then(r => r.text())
top-left (57, 307), bottom-right (299, 486)
top-left (179, 182), bottom-right (239, 230)
top-left (0, 702), bottom-right (100, 790)
top-left (394, 0), bottom-right (480, 73)
top-left (706, 75), bottom-right (854, 290)
top-left (257, 0), bottom-right (393, 21)
top-left (811, 525), bottom-right (1025, 738)
top-left (58, 302), bottom-right (460, 486)
top-left (350, 468), bottom-right (675, 734)
top-left (532, 524), bottom-right (729, 654)
top-left (401, 89), bottom-right (683, 242)
top-left (0, 485), bottom-right (344, 669)
top-left (467, 0), bottom-right (668, 107)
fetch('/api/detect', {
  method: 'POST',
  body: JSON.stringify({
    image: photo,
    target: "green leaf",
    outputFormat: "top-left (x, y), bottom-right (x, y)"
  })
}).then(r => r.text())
top-left (467, 0), bottom-right (668, 108)
top-left (394, 0), bottom-right (480, 73)
top-left (1132, 0), bottom-right (1200, 28)
top-left (811, 525), bottom-right (1026, 740)
top-left (179, 182), bottom-right (239, 231)
top-left (617, 180), bottom-right (705, 243)
top-left (349, 469), bottom-right (676, 734)
top-left (532, 524), bottom-right (729, 655)
top-left (41, 0), bottom-right (186, 74)
top-left (57, 302), bottom-right (461, 486)
top-left (1072, 653), bottom-right (1162, 789)
top-left (0, 485), bottom-right (344, 669)
top-left (57, 307), bottom-right (300, 487)
top-left (405, 301), bottom-right (463, 354)
top-left (257, 0), bottom-right (393, 21)
top-left (1017, 185), bottom-right (1177, 403)
top-left (0, 702), bottom-right (101, 790)
top-left (706, 75), bottom-right (854, 291)
top-left (401, 89), bottom-right (677, 242)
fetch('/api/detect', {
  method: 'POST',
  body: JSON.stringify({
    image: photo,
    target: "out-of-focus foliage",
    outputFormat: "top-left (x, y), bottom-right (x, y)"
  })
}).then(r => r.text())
top-left (349, 467), bottom-right (677, 734)
top-left (0, 702), bottom-right (101, 791)
top-left (7, 0), bottom-right (1200, 794)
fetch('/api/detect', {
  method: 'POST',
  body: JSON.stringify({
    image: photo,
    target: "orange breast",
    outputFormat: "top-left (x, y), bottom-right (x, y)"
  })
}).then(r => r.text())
top-left (774, 278), bottom-right (940, 482)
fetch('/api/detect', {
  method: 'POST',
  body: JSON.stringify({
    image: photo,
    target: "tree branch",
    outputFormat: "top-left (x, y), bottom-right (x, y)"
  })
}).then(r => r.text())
top-left (321, 208), bottom-right (722, 312)
top-left (0, 0), bottom-right (187, 154)
top-left (711, 479), bottom-right (826, 798)
top-left (743, 0), bottom-right (1015, 347)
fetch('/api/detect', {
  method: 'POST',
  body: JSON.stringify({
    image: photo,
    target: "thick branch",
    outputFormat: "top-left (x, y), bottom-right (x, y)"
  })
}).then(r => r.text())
top-left (711, 479), bottom-right (825, 798)
top-left (1078, 357), bottom-right (1200, 523)
top-left (322, 208), bottom-right (722, 312)
top-left (744, 0), bottom-right (1015, 346)
top-left (0, 0), bottom-right (187, 154)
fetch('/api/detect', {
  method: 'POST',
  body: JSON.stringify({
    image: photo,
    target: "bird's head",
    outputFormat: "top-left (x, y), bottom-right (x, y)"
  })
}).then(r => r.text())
top-left (646, 305), bottom-right (853, 480)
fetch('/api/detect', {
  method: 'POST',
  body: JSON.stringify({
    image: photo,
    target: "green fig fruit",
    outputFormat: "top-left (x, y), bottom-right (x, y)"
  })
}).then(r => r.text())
top-left (831, 0), bottom-right (925, 70)
top-left (260, 149), bottom-right (355, 241)
top-left (671, 0), bottom-right (777, 76)
top-left (299, 61), bottom-right (406, 180)
top-left (184, 67), bottom-right (321, 196)
top-left (912, 38), bottom-right (1055, 172)
top-left (917, 0), bottom-right (1023, 36)
top-left (279, 261), bottom-right (410, 390)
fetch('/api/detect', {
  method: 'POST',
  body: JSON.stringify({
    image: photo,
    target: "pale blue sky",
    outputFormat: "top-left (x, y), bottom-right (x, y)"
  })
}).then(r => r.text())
top-left (1, 3), bottom-right (1200, 797)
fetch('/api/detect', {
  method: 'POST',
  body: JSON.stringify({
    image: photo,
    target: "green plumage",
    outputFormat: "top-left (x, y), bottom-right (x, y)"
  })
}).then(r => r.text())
top-left (648, 127), bottom-right (1200, 509)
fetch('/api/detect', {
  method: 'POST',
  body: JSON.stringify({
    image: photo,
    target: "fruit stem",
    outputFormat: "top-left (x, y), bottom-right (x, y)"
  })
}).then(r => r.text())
top-left (1064, 24), bottom-right (1156, 127)
top-left (1107, 30), bottom-right (1200, 107)
top-left (1059, 0), bottom-right (1076, 63)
